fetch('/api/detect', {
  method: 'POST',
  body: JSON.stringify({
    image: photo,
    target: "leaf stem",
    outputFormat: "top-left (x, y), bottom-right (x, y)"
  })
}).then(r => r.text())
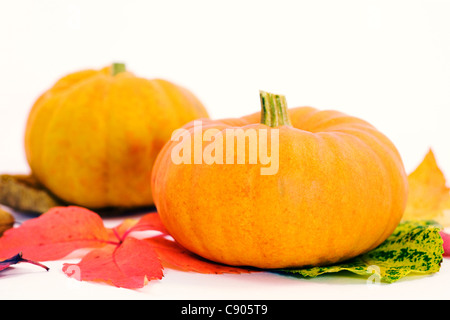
top-left (12, 252), bottom-right (49, 271)
top-left (259, 90), bottom-right (292, 127)
top-left (20, 257), bottom-right (50, 271)
top-left (111, 62), bottom-right (126, 76)
top-left (112, 228), bottom-right (123, 243)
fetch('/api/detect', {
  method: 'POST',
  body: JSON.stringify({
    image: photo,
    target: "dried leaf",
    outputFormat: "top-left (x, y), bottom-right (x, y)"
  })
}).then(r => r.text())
top-left (0, 173), bottom-right (153, 216)
top-left (0, 207), bottom-right (14, 236)
top-left (0, 174), bottom-right (64, 213)
top-left (402, 150), bottom-right (450, 226)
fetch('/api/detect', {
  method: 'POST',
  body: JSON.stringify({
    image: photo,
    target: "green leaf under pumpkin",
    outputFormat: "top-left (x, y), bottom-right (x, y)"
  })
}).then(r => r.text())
top-left (278, 220), bottom-right (444, 283)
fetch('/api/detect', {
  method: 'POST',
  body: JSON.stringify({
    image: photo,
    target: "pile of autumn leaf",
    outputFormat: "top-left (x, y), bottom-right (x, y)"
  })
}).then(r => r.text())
top-left (0, 150), bottom-right (449, 289)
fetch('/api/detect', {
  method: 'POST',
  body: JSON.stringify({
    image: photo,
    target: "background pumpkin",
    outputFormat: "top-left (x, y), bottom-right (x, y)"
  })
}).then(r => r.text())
top-left (25, 63), bottom-right (209, 209)
top-left (151, 91), bottom-right (408, 269)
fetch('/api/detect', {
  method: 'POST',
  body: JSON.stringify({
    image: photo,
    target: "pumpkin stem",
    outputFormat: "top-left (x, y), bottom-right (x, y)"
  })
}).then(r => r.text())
top-left (259, 90), bottom-right (292, 127)
top-left (111, 62), bottom-right (126, 76)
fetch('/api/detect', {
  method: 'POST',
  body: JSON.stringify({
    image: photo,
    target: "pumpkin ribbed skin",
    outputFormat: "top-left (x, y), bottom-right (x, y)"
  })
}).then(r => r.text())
top-left (25, 65), bottom-right (208, 208)
top-left (151, 106), bottom-right (408, 269)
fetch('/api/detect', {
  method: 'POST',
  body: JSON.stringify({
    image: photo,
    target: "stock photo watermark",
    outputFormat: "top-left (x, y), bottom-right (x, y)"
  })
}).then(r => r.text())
top-left (170, 120), bottom-right (280, 175)
top-left (366, 265), bottom-right (381, 286)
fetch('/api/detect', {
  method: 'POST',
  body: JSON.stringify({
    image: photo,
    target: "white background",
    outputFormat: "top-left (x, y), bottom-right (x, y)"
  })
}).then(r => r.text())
top-left (0, 0), bottom-right (450, 300)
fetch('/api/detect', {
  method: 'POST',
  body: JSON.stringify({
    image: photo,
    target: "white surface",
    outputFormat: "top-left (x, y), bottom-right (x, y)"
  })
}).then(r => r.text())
top-left (2, 208), bottom-right (450, 300)
top-left (1, 257), bottom-right (449, 300)
top-left (1, 0), bottom-right (450, 300)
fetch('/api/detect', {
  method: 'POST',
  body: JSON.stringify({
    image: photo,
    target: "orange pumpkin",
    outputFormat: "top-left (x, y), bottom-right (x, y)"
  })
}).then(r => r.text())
top-left (25, 63), bottom-right (209, 208)
top-left (151, 91), bottom-right (408, 268)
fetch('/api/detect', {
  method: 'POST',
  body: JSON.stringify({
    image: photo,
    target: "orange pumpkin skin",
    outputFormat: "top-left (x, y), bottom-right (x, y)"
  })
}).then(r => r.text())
top-left (25, 65), bottom-right (209, 208)
top-left (151, 102), bottom-right (408, 269)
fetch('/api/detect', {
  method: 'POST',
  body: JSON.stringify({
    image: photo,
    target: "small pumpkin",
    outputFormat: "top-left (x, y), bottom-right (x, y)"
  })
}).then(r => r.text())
top-left (25, 63), bottom-right (209, 208)
top-left (151, 91), bottom-right (408, 268)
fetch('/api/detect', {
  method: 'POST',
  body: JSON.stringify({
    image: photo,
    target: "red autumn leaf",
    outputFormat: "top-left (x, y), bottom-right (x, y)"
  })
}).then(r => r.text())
top-left (0, 206), bottom-right (110, 261)
top-left (114, 213), bottom-right (252, 274)
top-left (63, 237), bottom-right (163, 288)
top-left (123, 213), bottom-right (253, 273)
top-left (111, 213), bottom-right (169, 241)
top-left (146, 235), bottom-right (253, 274)
top-left (128, 212), bottom-right (169, 234)
top-left (0, 206), bottom-right (252, 289)
top-left (0, 252), bottom-right (49, 272)
top-left (440, 231), bottom-right (450, 256)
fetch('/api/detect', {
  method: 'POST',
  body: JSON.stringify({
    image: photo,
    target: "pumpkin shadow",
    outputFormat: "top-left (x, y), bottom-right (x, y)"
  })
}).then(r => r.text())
top-left (271, 268), bottom-right (434, 286)
top-left (271, 269), bottom-right (380, 285)
top-left (5, 204), bottom-right (157, 227)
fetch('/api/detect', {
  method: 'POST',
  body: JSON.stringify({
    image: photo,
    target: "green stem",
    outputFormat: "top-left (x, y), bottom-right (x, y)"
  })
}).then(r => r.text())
top-left (111, 62), bottom-right (126, 76)
top-left (259, 90), bottom-right (292, 127)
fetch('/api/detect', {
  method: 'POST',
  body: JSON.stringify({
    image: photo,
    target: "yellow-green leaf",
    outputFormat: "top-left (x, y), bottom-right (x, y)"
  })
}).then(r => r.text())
top-left (278, 220), bottom-right (443, 283)
top-left (403, 149), bottom-right (450, 226)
